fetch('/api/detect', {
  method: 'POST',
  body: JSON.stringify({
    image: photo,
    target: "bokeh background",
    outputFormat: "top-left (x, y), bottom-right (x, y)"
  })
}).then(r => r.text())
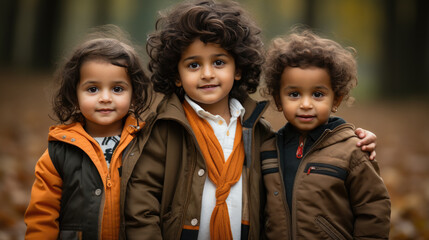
top-left (0, 0), bottom-right (428, 239)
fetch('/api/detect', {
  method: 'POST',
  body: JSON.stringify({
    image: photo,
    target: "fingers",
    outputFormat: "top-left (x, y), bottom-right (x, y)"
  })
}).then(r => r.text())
top-left (355, 127), bottom-right (366, 141)
top-left (356, 129), bottom-right (377, 147)
top-left (369, 149), bottom-right (376, 161)
top-left (361, 143), bottom-right (377, 160)
top-left (355, 128), bottom-right (377, 160)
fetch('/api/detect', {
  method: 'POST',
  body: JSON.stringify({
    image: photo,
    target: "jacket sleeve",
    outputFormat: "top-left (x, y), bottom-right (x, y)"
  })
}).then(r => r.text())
top-left (346, 153), bottom-right (391, 239)
top-left (124, 122), bottom-right (166, 240)
top-left (24, 149), bottom-right (62, 240)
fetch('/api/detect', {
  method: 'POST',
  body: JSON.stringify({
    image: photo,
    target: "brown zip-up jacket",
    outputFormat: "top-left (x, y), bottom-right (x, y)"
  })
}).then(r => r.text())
top-left (261, 123), bottom-right (390, 240)
top-left (120, 94), bottom-right (274, 240)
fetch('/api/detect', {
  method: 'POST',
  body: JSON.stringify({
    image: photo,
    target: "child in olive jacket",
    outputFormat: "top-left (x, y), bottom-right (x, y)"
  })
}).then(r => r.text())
top-left (261, 28), bottom-right (391, 239)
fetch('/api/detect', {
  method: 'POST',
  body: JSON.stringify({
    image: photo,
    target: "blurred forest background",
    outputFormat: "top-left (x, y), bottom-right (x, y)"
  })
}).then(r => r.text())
top-left (0, 0), bottom-right (428, 239)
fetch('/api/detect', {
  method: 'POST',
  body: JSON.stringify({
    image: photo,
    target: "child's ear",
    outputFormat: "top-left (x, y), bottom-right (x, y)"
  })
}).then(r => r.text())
top-left (175, 79), bottom-right (182, 87)
top-left (234, 69), bottom-right (242, 81)
top-left (274, 96), bottom-right (282, 111)
top-left (332, 96), bottom-right (344, 113)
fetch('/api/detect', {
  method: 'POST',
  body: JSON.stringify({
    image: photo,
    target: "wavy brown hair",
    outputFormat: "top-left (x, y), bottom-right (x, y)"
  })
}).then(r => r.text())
top-left (52, 26), bottom-right (151, 124)
top-left (146, 0), bottom-right (264, 102)
top-left (263, 27), bottom-right (358, 110)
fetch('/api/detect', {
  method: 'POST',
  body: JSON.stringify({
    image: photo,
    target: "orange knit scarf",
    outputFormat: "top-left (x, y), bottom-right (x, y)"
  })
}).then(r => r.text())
top-left (182, 101), bottom-right (245, 240)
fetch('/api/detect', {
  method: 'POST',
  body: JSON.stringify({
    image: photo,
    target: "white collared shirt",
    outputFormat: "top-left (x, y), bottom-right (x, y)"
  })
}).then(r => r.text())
top-left (185, 95), bottom-right (245, 240)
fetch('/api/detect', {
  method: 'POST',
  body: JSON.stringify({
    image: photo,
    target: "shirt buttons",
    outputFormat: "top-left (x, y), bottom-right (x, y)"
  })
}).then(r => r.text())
top-left (226, 130), bottom-right (230, 136)
top-left (130, 152), bottom-right (135, 156)
top-left (274, 191), bottom-right (279, 196)
top-left (62, 135), bottom-right (66, 139)
top-left (191, 218), bottom-right (198, 226)
top-left (218, 120), bottom-right (223, 125)
top-left (198, 169), bottom-right (205, 176)
top-left (95, 189), bottom-right (102, 196)
top-left (71, 138), bottom-right (76, 142)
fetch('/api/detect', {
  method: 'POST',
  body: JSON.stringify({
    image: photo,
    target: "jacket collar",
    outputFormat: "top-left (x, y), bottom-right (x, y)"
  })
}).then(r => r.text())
top-left (155, 94), bottom-right (269, 129)
top-left (278, 117), bottom-right (355, 150)
top-left (48, 114), bottom-right (143, 142)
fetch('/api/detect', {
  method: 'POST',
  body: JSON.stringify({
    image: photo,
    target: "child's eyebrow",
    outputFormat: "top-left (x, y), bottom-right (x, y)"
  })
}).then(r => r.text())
top-left (182, 53), bottom-right (230, 62)
top-left (283, 86), bottom-right (299, 90)
top-left (182, 56), bottom-right (199, 61)
top-left (80, 80), bottom-right (130, 86)
top-left (79, 80), bottom-right (99, 86)
top-left (314, 86), bottom-right (329, 91)
top-left (213, 53), bottom-right (229, 58)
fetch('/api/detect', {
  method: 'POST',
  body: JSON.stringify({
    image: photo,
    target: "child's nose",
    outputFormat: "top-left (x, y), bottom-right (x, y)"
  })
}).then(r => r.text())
top-left (99, 90), bottom-right (112, 103)
top-left (201, 65), bottom-right (215, 79)
top-left (300, 96), bottom-right (313, 109)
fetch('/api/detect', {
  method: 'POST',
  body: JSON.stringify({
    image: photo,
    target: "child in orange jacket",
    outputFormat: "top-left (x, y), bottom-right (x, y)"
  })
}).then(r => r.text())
top-left (24, 25), bottom-right (152, 240)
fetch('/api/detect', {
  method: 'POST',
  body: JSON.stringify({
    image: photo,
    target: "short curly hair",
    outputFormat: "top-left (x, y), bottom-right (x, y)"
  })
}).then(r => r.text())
top-left (52, 27), bottom-right (152, 124)
top-left (146, 0), bottom-right (264, 102)
top-left (263, 28), bottom-right (358, 110)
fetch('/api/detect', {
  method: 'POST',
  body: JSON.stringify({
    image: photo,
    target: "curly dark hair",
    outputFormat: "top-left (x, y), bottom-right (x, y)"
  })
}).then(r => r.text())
top-left (263, 27), bottom-right (358, 110)
top-left (52, 27), bottom-right (152, 124)
top-left (146, 0), bottom-right (264, 102)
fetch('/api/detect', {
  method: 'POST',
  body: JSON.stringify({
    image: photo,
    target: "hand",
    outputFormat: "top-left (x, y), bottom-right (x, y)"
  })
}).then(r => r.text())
top-left (355, 128), bottom-right (377, 160)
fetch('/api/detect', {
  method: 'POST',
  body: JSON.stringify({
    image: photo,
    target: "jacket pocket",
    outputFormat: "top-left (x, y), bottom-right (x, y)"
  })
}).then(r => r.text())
top-left (304, 163), bottom-right (348, 180)
top-left (315, 215), bottom-right (347, 240)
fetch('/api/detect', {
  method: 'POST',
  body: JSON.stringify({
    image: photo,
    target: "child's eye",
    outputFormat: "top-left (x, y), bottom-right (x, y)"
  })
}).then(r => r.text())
top-left (313, 92), bottom-right (325, 98)
top-left (87, 87), bottom-right (98, 93)
top-left (288, 92), bottom-right (300, 98)
top-left (188, 62), bottom-right (200, 69)
top-left (213, 60), bottom-right (225, 67)
top-left (113, 86), bottom-right (124, 93)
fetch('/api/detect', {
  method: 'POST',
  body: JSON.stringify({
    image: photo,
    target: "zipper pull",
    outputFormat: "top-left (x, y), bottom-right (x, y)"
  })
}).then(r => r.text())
top-left (307, 166), bottom-right (316, 175)
top-left (106, 173), bottom-right (112, 188)
top-left (296, 136), bottom-right (304, 159)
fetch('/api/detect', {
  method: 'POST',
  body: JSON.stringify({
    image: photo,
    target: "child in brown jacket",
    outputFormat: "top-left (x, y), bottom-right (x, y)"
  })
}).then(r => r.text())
top-left (261, 28), bottom-right (391, 239)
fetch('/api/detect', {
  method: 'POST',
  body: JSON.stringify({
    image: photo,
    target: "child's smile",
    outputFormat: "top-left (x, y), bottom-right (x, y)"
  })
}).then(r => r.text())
top-left (296, 114), bottom-right (316, 122)
top-left (198, 83), bottom-right (220, 91)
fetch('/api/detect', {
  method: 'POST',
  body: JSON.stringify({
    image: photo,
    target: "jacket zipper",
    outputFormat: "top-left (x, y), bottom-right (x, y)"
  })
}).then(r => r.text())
top-left (304, 163), bottom-right (348, 180)
top-left (106, 138), bottom-right (118, 239)
top-left (107, 136), bottom-right (122, 239)
top-left (296, 136), bottom-right (304, 159)
top-left (290, 131), bottom-right (330, 239)
top-left (106, 133), bottom-right (133, 239)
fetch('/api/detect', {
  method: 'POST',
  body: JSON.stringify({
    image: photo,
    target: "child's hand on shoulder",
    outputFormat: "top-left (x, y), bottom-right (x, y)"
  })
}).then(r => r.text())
top-left (355, 128), bottom-right (377, 160)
